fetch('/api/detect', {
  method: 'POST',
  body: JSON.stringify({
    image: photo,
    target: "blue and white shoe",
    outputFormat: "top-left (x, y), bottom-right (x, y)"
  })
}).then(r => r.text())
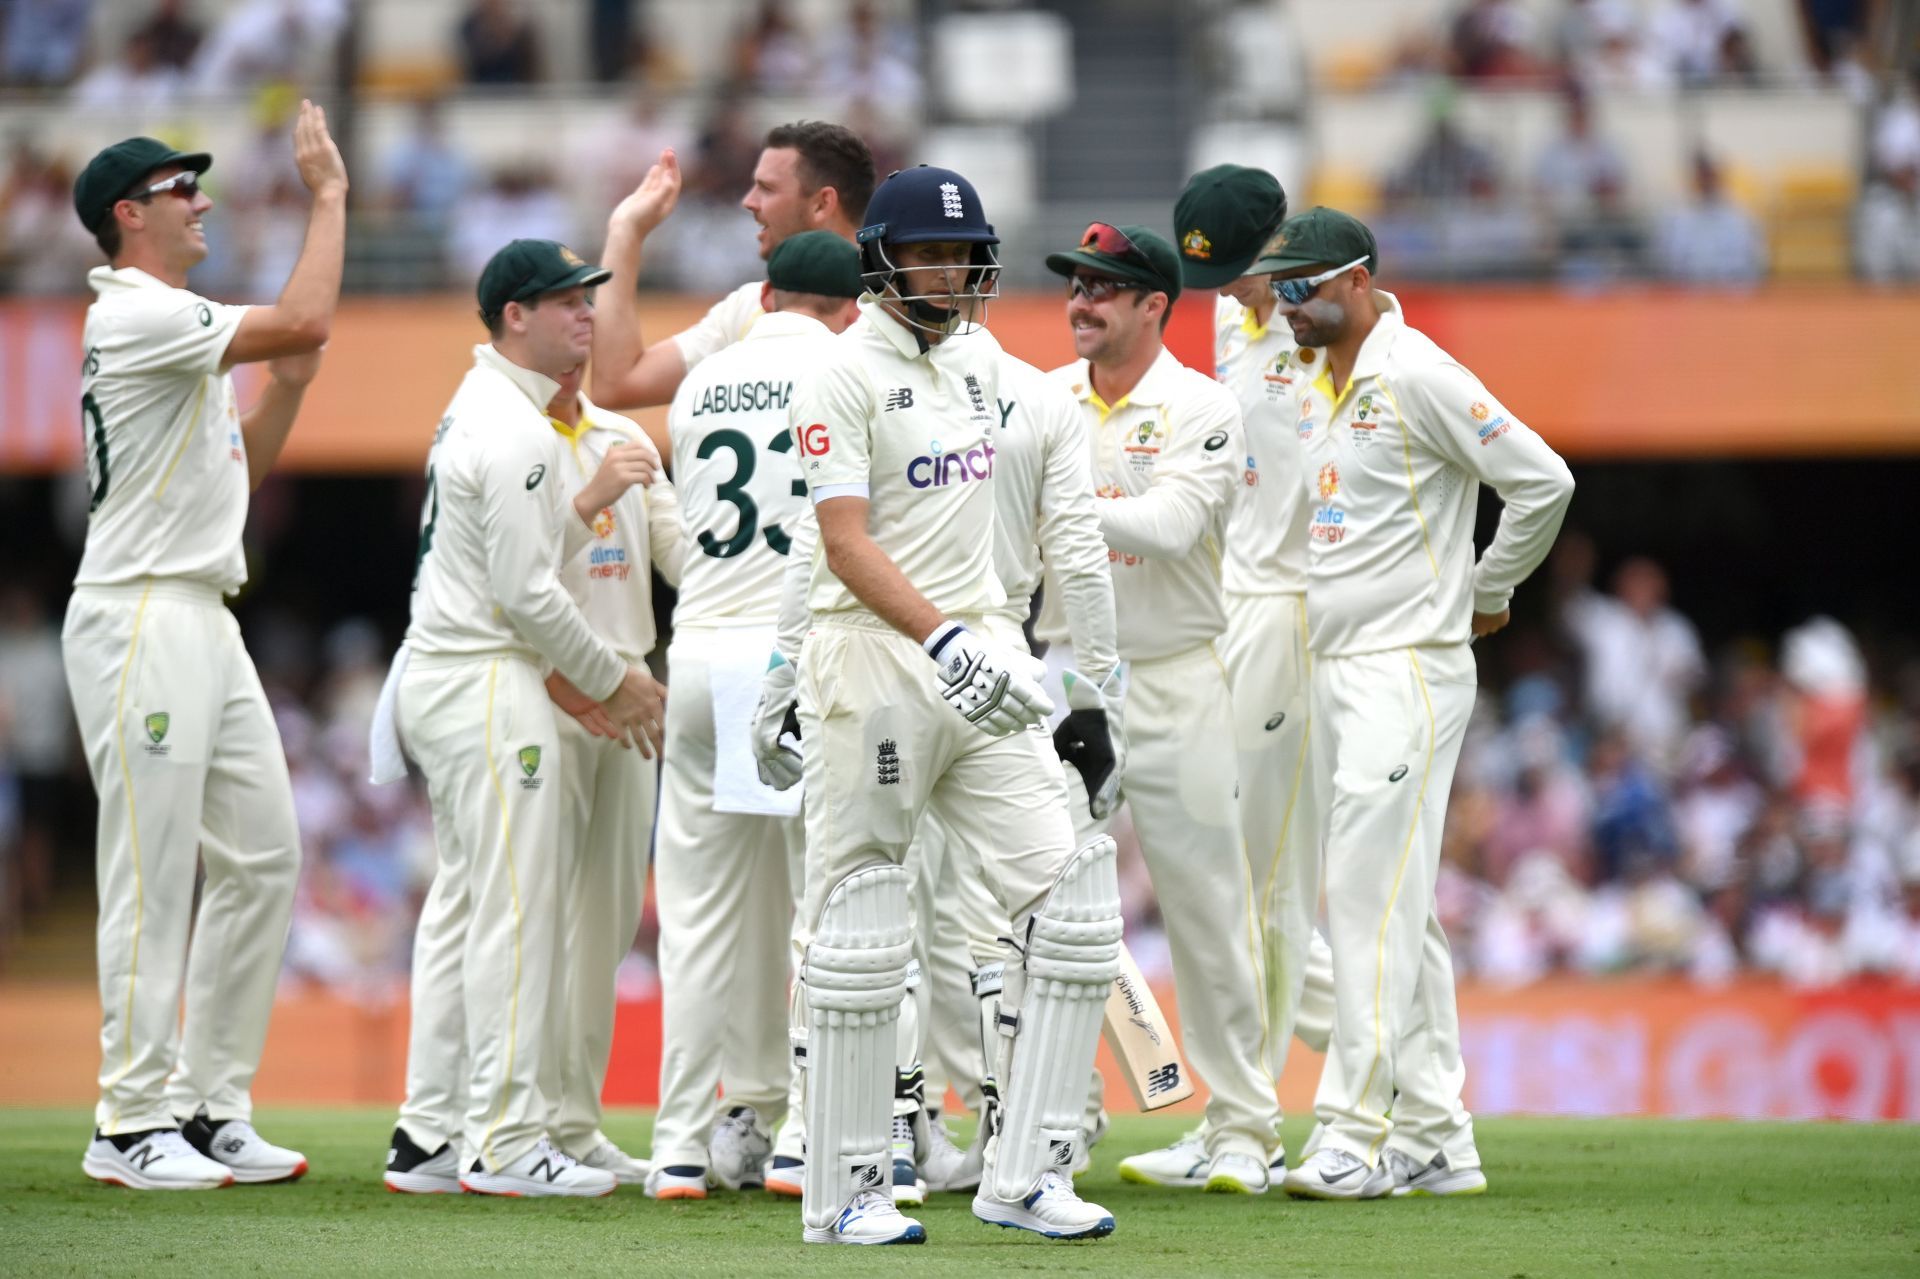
top-left (802, 1188), bottom-right (927, 1245)
top-left (973, 1168), bottom-right (1115, 1240)
top-left (890, 1115), bottom-right (926, 1207)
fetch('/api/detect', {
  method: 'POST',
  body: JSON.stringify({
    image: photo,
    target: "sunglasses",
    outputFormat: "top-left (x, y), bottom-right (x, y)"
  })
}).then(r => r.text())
top-left (127, 171), bottom-right (202, 204)
top-left (1067, 275), bottom-right (1142, 302)
top-left (1080, 221), bottom-right (1154, 268)
top-left (1272, 255), bottom-right (1369, 305)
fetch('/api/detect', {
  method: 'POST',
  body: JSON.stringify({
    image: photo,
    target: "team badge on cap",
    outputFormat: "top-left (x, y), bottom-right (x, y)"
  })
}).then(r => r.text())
top-left (1181, 229), bottom-right (1212, 260)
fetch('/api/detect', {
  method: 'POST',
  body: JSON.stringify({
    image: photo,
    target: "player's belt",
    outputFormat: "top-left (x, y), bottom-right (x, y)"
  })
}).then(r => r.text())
top-left (72, 578), bottom-right (224, 607)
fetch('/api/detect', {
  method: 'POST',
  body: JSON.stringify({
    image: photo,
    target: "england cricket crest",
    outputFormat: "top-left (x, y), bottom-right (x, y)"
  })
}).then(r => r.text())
top-left (518, 745), bottom-right (543, 789)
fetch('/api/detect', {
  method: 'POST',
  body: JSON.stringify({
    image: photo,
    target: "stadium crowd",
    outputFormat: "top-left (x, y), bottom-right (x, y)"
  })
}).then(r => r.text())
top-left (4, 530), bottom-right (1917, 996)
top-left (0, 0), bottom-right (1916, 291)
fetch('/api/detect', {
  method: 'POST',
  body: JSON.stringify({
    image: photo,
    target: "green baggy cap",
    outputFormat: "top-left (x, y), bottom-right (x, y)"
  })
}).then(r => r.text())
top-left (1172, 164), bottom-right (1287, 288)
top-left (477, 239), bottom-right (613, 323)
top-left (73, 136), bottom-right (213, 234)
top-left (1244, 206), bottom-right (1379, 278)
top-left (1044, 223), bottom-right (1183, 302)
top-left (767, 230), bottom-right (863, 298)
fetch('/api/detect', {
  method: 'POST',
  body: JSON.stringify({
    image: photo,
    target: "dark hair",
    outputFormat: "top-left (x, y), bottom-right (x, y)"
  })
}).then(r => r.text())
top-left (482, 293), bottom-right (541, 338)
top-left (95, 218), bottom-right (122, 260)
top-left (764, 121), bottom-right (876, 224)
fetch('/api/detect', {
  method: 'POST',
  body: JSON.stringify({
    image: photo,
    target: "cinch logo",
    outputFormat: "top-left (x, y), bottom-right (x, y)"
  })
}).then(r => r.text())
top-left (907, 440), bottom-right (994, 488)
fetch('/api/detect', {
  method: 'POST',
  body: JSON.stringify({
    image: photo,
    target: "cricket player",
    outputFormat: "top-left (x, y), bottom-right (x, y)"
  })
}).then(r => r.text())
top-left (781, 165), bottom-right (1121, 1244)
top-left (1117, 167), bottom-right (1343, 1190)
top-left (1036, 223), bottom-right (1280, 1194)
top-left (532, 358), bottom-right (689, 1187)
top-left (589, 121), bottom-right (877, 455)
top-left (1257, 209), bottom-right (1573, 1199)
top-left (64, 105), bottom-right (346, 1190)
top-left (644, 231), bottom-right (864, 1201)
top-left (378, 239), bottom-right (667, 1199)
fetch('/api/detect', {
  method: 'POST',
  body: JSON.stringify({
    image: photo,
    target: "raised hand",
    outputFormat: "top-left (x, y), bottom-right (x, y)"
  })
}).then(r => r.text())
top-left (291, 99), bottom-right (348, 199)
top-left (608, 148), bottom-right (681, 237)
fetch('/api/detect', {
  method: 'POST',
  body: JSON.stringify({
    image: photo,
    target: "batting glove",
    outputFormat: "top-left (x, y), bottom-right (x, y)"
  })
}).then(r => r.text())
top-left (1052, 665), bottom-right (1126, 820)
top-left (751, 652), bottom-right (804, 790)
top-left (924, 621), bottom-right (1054, 737)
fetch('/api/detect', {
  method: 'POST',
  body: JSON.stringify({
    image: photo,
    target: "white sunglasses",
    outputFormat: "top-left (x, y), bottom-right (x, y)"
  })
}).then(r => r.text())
top-left (1272, 255), bottom-right (1368, 305)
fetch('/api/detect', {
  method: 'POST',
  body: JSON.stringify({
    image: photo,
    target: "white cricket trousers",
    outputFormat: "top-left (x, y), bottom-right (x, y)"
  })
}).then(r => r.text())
top-left (1310, 643), bottom-right (1479, 1168)
top-left (1220, 590), bottom-right (1333, 1078)
top-left (1063, 641), bottom-right (1278, 1160)
top-left (395, 653), bottom-right (562, 1171)
top-left (540, 708), bottom-right (657, 1157)
top-left (651, 632), bottom-right (803, 1169)
top-left (63, 581), bottom-right (300, 1135)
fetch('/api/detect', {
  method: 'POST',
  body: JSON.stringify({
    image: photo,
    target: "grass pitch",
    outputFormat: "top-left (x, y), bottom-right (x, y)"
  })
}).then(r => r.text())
top-left (1, 1109), bottom-right (1913, 1276)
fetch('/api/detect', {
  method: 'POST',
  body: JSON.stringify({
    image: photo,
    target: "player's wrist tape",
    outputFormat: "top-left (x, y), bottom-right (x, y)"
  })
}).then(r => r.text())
top-left (923, 620), bottom-right (968, 661)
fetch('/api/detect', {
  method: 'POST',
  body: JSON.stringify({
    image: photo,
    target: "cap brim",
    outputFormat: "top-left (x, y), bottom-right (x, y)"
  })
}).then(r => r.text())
top-left (1180, 250), bottom-right (1263, 289)
top-left (532, 264), bottom-right (613, 297)
top-left (1242, 251), bottom-right (1328, 276)
top-left (1045, 249), bottom-right (1173, 294)
top-left (172, 151), bottom-right (214, 175)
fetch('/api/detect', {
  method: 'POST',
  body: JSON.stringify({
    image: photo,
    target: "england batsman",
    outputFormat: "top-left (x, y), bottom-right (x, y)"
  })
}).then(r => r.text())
top-left (1037, 223), bottom-right (1280, 1194)
top-left (378, 240), bottom-right (667, 1198)
top-left (782, 165), bottom-right (1121, 1244)
top-left (1258, 209), bottom-right (1573, 1199)
top-left (644, 231), bottom-right (864, 1201)
top-left (590, 121), bottom-right (876, 455)
top-left (65, 105), bottom-right (345, 1190)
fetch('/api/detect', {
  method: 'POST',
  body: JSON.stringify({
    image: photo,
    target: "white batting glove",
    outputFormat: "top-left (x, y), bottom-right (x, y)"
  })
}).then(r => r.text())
top-left (751, 652), bottom-right (804, 790)
top-left (1053, 665), bottom-right (1126, 820)
top-left (924, 621), bottom-right (1054, 737)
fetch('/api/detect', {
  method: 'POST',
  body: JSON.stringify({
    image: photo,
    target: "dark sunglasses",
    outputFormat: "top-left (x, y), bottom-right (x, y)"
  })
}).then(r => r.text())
top-left (1066, 275), bottom-right (1142, 302)
top-left (127, 171), bottom-right (202, 204)
top-left (1272, 255), bottom-right (1368, 305)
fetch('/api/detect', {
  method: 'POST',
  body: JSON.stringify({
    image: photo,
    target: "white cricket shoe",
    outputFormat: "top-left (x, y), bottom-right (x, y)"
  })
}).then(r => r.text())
top-left (920, 1114), bottom-right (979, 1192)
top-left (383, 1126), bottom-right (461, 1194)
top-left (890, 1114), bottom-right (927, 1207)
top-left (578, 1140), bottom-right (649, 1186)
top-left (182, 1110), bottom-right (308, 1184)
top-left (83, 1128), bottom-right (232, 1190)
top-left (1204, 1150), bottom-right (1269, 1195)
top-left (1385, 1148), bottom-right (1488, 1197)
top-left (1116, 1129), bottom-right (1208, 1188)
top-left (973, 1168), bottom-right (1116, 1240)
top-left (802, 1188), bottom-right (927, 1245)
top-left (709, 1105), bottom-right (771, 1190)
top-left (764, 1153), bottom-right (803, 1198)
top-left (1282, 1148), bottom-right (1392, 1200)
top-left (644, 1163), bottom-right (709, 1200)
top-left (460, 1138), bottom-right (616, 1198)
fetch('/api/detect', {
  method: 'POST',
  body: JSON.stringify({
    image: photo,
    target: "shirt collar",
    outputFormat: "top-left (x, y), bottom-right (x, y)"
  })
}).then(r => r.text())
top-left (745, 310), bottom-right (833, 342)
top-left (474, 343), bottom-right (562, 415)
top-left (1300, 290), bottom-right (1406, 400)
top-left (88, 265), bottom-right (172, 295)
top-left (861, 299), bottom-right (936, 360)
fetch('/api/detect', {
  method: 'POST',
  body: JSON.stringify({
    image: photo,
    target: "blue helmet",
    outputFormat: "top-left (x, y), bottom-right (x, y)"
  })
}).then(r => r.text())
top-left (857, 165), bottom-right (1000, 339)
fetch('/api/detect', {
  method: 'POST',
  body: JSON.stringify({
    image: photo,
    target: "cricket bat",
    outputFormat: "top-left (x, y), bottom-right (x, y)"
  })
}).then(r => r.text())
top-left (1103, 943), bottom-right (1195, 1110)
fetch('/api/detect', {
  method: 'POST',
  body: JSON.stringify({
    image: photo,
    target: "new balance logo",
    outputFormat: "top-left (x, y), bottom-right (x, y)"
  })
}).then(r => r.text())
top-left (856, 1162), bottom-right (885, 1189)
top-left (130, 1143), bottom-right (164, 1170)
top-left (527, 1157), bottom-right (563, 1183)
top-left (1049, 1139), bottom-right (1074, 1166)
top-left (877, 739), bottom-right (900, 786)
top-left (1146, 1062), bottom-right (1182, 1097)
top-left (885, 388), bottom-right (914, 411)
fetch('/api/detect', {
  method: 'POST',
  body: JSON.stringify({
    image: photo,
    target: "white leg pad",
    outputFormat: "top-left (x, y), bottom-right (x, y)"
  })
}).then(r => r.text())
top-left (989, 837), bottom-right (1123, 1201)
top-left (799, 864), bottom-right (913, 1232)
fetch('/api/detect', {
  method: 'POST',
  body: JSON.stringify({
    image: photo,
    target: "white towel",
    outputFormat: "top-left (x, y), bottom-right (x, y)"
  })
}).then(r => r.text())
top-left (709, 625), bottom-right (803, 817)
top-left (367, 644), bottom-right (411, 785)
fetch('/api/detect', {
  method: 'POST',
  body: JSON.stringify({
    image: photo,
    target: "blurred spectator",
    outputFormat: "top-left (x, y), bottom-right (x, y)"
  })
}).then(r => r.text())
top-left (192, 0), bottom-right (345, 95)
top-left (130, 0), bottom-right (204, 71)
top-left (1483, 716), bottom-right (1592, 887)
top-left (379, 97), bottom-right (474, 237)
top-left (727, 0), bottom-right (812, 95)
top-left (1857, 157), bottom-right (1920, 283)
top-left (1588, 731), bottom-right (1679, 882)
top-left (0, 588), bottom-right (70, 922)
top-left (1385, 97), bottom-right (1502, 206)
top-left (588, 0), bottom-right (631, 83)
top-left (1, 0), bottom-right (92, 88)
top-left (217, 88), bottom-right (309, 296)
top-left (1646, 0), bottom-right (1747, 85)
top-left (1870, 73), bottom-right (1920, 179)
top-left (0, 140), bottom-right (96, 293)
top-left (1565, 556), bottom-right (1706, 770)
top-left (1448, 0), bottom-right (1542, 82)
top-left (1534, 90), bottom-right (1627, 223)
top-left (647, 100), bottom-right (764, 292)
top-left (1570, 1), bottom-right (1675, 92)
top-left (458, 0), bottom-right (543, 85)
top-left (450, 163), bottom-right (573, 283)
top-left (820, 0), bottom-right (920, 112)
top-left (72, 29), bottom-right (186, 111)
top-left (584, 88), bottom-right (688, 214)
top-left (1779, 617), bottom-right (1868, 809)
top-left (1795, 0), bottom-right (1874, 83)
top-left (1652, 152), bottom-right (1767, 284)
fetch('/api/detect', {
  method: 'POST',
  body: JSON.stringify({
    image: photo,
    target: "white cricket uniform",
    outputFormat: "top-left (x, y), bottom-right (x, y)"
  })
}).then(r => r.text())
top-left (649, 311), bottom-right (827, 1172)
top-left (1292, 294), bottom-right (1573, 1169)
top-left (668, 281), bottom-right (764, 373)
top-left (394, 344), bottom-right (627, 1172)
top-left (1035, 347), bottom-right (1278, 1161)
top-left (61, 265), bottom-right (299, 1135)
top-left (539, 397), bottom-right (687, 1159)
top-left (791, 303), bottom-right (1076, 926)
top-left (1212, 294), bottom-right (1334, 1082)
top-left (913, 343), bottom-right (1119, 1117)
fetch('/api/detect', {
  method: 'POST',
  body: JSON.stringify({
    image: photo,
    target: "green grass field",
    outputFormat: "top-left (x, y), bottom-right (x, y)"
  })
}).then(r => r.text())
top-left (2, 1109), bottom-right (1914, 1276)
